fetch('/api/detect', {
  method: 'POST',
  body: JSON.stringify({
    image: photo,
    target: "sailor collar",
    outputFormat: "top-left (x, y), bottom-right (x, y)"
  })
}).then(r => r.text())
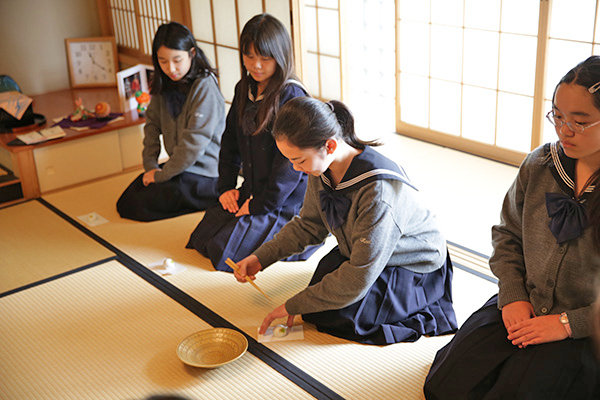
top-left (319, 146), bottom-right (417, 194)
top-left (247, 85), bottom-right (264, 102)
top-left (545, 141), bottom-right (595, 243)
top-left (247, 79), bottom-right (307, 102)
top-left (548, 141), bottom-right (596, 197)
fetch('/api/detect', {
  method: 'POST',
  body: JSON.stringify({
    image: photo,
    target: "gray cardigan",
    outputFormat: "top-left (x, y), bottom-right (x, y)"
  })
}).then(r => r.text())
top-left (491, 143), bottom-right (600, 338)
top-left (253, 172), bottom-right (447, 316)
top-left (142, 74), bottom-right (225, 183)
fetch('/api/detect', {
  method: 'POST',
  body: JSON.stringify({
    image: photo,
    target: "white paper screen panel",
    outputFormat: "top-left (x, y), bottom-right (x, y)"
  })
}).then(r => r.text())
top-left (213, 0), bottom-right (239, 48)
top-left (305, 6), bottom-right (318, 52)
top-left (190, 0), bottom-right (296, 105)
top-left (110, 0), bottom-right (138, 50)
top-left (238, 0), bottom-right (263, 28)
top-left (265, 0), bottom-right (292, 34)
top-left (190, 0), bottom-right (213, 42)
top-left (109, 0), bottom-right (170, 56)
top-left (304, 52), bottom-right (320, 95)
top-left (303, 1), bottom-right (343, 100)
top-left (318, 0), bottom-right (339, 8)
top-left (217, 46), bottom-right (242, 104)
top-left (319, 55), bottom-right (341, 100)
top-left (199, 42), bottom-right (217, 71)
top-left (317, 7), bottom-right (340, 57)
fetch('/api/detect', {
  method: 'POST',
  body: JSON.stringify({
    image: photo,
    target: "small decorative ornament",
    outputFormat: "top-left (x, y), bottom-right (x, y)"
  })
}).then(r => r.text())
top-left (135, 91), bottom-right (151, 116)
top-left (69, 98), bottom-right (95, 121)
top-left (94, 101), bottom-right (111, 119)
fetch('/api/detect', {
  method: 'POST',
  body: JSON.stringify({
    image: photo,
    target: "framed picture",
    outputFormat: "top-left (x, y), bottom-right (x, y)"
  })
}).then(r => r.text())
top-left (116, 64), bottom-right (154, 112)
top-left (65, 37), bottom-right (118, 88)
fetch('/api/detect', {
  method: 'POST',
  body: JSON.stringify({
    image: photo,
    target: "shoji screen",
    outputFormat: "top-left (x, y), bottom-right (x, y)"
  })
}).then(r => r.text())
top-left (98, 0), bottom-right (190, 66)
top-left (302, 0), bottom-right (344, 101)
top-left (189, 0), bottom-right (294, 104)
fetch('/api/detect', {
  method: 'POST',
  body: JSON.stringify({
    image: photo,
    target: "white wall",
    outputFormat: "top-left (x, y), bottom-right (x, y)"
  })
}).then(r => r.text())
top-left (0, 0), bottom-right (101, 95)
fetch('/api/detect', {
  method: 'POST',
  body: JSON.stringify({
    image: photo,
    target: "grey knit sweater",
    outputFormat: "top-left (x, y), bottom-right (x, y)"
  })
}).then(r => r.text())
top-left (142, 74), bottom-right (225, 183)
top-left (491, 142), bottom-right (600, 338)
top-left (253, 170), bottom-right (447, 316)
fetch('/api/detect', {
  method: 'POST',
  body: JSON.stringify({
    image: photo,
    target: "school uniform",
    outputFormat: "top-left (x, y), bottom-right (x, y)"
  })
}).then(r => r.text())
top-left (424, 142), bottom-right (600, 399)
top-left (253, 146), bottom-right (458, 345)
top-left (186, 80), bottom-right (319, 271)
top-left (117, 74), bottom-right (225, 221)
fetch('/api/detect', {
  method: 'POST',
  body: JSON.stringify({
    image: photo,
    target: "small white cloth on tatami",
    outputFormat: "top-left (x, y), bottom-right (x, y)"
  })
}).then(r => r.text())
top-left (148, 258), bottom-right (186, 276)
top-left (257, 325), bottom-right (304, 343)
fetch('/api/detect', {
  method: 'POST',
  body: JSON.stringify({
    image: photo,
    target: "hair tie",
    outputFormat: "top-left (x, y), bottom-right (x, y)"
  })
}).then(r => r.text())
top-left (325, 101), bottom-right (334, 111)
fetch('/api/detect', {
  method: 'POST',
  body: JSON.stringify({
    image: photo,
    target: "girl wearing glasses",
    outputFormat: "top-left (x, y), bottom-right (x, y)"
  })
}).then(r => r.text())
top-left (424, 56), bottom-right (600, 399)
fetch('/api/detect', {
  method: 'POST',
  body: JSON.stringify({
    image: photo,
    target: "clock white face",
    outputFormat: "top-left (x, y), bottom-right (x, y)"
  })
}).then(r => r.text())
top-left (68, 41), bottom-right (117, 86)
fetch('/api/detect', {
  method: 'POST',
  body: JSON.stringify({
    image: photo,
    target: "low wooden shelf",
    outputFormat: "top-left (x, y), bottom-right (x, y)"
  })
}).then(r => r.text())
top-left (0, 87), bottom-right (145, 203)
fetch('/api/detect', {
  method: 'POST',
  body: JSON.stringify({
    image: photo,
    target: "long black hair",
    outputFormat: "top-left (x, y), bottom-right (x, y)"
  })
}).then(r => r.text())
top-left (272, 97), bottom-right (381, 150)
top-left (238, 13), bottom-right (298, 135)
top-left (150, 21), bottom-right (216, 96)
top-left (554, 55), bottom-right (600, 247)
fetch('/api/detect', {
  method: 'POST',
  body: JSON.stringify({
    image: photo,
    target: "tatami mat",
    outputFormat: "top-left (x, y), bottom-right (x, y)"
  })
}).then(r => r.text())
top-left (0, 260), bottom-right (316, 400)
top-left (167, 259), bottom-right (457, 400)
top-left (40, 171), bottom-right (503, 399)
top-left (0, 200), bottom-right (115, 294)
top-left (43, 170), bottom-right (212, 270)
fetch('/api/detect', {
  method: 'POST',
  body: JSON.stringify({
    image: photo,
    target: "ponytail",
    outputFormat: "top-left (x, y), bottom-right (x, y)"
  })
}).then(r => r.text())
top-left (327, 100), bottom-right (381, 149)
top-left (273, 97), bottom-right (381, 150)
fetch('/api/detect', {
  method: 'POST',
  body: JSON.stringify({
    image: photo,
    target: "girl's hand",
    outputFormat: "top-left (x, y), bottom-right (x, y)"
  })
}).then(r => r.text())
top-left (259, 304), bottom-right (295, 335)
top-left (233, 254), bottom-right (262, 282)
top-left (506, 314), bottom-right (569, 348)
top-left (142, 168), bottom-right (160, 186)
top-left (219, 189), bottom-right (240, 213)
top-left (502, 300), bottom-right (535, 330)
top-left (235, 198), bottom-right (251, 217)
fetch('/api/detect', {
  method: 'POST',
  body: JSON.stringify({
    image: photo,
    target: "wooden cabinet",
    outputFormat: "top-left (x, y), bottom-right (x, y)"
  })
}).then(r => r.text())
top-left (0, 87), bottom-right (146, 203)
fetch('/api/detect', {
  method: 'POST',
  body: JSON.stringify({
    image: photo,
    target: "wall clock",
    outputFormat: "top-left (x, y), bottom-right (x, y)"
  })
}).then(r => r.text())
top-left (65, 36), bottom-right (119, 88)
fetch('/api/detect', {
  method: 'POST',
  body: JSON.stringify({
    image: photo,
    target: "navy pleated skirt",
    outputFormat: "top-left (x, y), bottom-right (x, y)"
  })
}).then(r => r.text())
top-left (186, 202), bottom-right (320, 271)
top-left (424, 295), bottom-right (600, 400)
top-left (117, 171), bottom-right (219, 222)
top-left (302, 246), bottom-right (458, 345)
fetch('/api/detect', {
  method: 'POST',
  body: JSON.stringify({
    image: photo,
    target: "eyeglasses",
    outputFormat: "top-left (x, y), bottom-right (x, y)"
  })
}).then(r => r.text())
top-left (546, 110), bottom-right (600, 134)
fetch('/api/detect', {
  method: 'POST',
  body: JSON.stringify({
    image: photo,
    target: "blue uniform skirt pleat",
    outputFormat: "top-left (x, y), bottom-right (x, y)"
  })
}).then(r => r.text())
top-left (302, 247), bottom-right (458, 345)
top-left (116, 171), bottom-right (218, 222)
top-left (186, 203), bottom-right (320, 271)
top-left (424, 294), bottom-right (600, 400)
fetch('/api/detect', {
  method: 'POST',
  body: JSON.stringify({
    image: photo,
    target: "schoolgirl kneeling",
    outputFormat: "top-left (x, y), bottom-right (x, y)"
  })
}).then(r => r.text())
top-left (186, 13), bottom-right (319, 271)
top-left (232, 97), bottom-right (458, 345)
top-left (117, 22), bottom-right (225, 222)
top-left (424, 56), bottom-right (600, 400)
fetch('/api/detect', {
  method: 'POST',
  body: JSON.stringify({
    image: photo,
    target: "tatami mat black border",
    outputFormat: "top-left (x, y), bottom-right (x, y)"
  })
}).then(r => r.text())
top-left (451, 261), bottom-right (498, 284)
top-left (447, 240), bottom-right (490, 261)
top-left (446, 240), bottom-right (499, 284)
top-left (0, 256), bottom-right (118, 298)
top-left (37, 198), bottom-right (344, 400)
